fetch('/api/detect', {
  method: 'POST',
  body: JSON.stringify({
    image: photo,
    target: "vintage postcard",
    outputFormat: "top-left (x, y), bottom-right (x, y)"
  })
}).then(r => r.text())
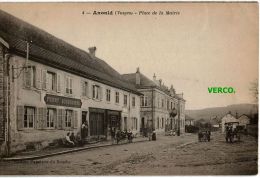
top-left (0, 2), bottom-right (258, 175)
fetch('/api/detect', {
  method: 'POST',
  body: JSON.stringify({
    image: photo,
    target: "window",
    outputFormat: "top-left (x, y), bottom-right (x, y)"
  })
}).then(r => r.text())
top-left (115, 92), bottom-right (119, 103)
top-left (66, 77), bottom-right (73, 94)
top-left (65, 110), bottom-right (72, 127)
top-left (167, 100), bottom-right (169, 110)
top-left (157, 117), bottom-right (159, 129)
top-left (106, 89), bottom-right (111, 102)
top-left (162, 118), bottom-right (164, 128)
top-left (47, 71), bottom-right (56, 91)
top-left (124, 95), bottom-right (127, 106)
top-left (132, 97), bottom-right (135, 107)
top-left (132, 117), bottom-right (138, 130)
top-left (162, 99), bottom-right (164, 108)
top-left (47, 108), bottom-right (55, 128)
top-left (82, 81), bottom-right (88, 97)
top-left (93, 85), bottom-right (100, 99)
top-left (141, 96), bottom-right (148, 107)
top-left (171, 102), bottom-right (173, 109)
top-left (24, 107), bottom-right (35, 128)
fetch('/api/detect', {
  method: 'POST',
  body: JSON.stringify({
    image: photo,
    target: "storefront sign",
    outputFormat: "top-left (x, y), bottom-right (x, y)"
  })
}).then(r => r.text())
top-left (44, 94), bottom-right (82, 108)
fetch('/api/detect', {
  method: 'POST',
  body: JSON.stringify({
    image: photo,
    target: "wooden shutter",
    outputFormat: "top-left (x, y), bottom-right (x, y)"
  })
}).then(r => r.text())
top-left (42, 69), bottom-right (47, 90)
top-left (42, 108), bottom-right (47, 129)
top-left (17, 106), bottom-right (24, 131)
top-left (87, 83), bottom-right (92, 98)
top-left (56, 109), bottom-right (63, 129)
top-left (36, 108), bottom-right (42, 129)
top-left (73, 110), bottom-right (78, 128)
top-left (99, 86), bottom-right (103, 100)
top-left (81, 81), bottom-right (86, 96)
top-left (62, 109), bottom-right (66, 129)
top-left (57, 73), bottom-right (61, 93)
top-left (69, 78), bottom-right (73, 94)
top-left (23, 68), bottom-right (31, 88)
top-left (35, 66), bottom-right (42, 89)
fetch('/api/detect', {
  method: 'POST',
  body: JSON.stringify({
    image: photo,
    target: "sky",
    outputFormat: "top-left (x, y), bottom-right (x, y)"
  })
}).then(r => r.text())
top-left (0, 2), bottom-right (258, 110)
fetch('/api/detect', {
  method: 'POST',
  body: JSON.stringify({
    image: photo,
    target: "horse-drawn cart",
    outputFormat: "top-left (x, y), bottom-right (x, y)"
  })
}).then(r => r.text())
top-left (198, 130), bottom-right (211, 142)
top-left (225, 125), bottom-right (241, 143)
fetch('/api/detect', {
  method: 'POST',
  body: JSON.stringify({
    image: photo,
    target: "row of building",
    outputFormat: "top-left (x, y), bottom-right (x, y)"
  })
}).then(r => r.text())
top-left (0, 10), bottom-right (185, 156)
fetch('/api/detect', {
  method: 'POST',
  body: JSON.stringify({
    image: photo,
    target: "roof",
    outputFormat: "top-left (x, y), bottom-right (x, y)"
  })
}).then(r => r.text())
top-left (0, 10), bottom-right (142, 95)
top-left (122, 72), bottom-right (185, 101)
top-left (185, 115), bottom-right (195, 121)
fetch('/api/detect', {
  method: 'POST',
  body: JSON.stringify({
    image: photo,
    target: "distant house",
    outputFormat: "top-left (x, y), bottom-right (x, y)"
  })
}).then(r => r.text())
top-left (210, 117), bottom-right (220, 129)
top-left (185, 115), bottom-right (195, 126)
top-left (221, 113), bottom-right (239, 132)
top-left (237, 114), bottom-right (251, 129)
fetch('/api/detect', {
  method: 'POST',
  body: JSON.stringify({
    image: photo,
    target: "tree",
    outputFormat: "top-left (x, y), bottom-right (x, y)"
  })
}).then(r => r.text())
top-left (249, 79), bottom-right (258, 103)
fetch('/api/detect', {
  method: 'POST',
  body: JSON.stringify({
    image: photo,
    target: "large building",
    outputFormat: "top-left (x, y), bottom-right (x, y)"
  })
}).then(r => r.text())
top-left (122, 68), bottom-right (186, 135)
top-left (0, 10), bottom-right (142, 156)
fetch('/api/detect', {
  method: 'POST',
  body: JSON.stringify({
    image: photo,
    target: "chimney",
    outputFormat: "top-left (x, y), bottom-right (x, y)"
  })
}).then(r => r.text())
top-left (136, 67), bottom-right (140, 85)
top-left (88, 46), bottom-right (97, 57)
top-left (153, 73), bottom-right (156, 81)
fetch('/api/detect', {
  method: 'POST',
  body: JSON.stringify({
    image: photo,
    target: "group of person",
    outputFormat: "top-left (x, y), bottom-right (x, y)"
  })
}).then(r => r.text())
top-left (111, 128), bottom-right (134, 144)
top-left (65, 132), bottom-right (78, 146)
top-left (64, 121), bottom-right (89, 147)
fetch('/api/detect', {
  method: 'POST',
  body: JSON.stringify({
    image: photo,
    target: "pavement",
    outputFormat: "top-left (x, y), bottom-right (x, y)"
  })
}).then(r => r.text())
top-left (1, 136), bottom-right (149, 161)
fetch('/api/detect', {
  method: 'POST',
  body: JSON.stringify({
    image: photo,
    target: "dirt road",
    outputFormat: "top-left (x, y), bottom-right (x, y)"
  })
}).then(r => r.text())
top-left (0, 132), bottom-right (257, 175)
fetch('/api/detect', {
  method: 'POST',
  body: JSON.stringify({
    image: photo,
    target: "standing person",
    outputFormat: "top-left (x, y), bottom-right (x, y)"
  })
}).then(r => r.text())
top-left (111, 127), bottom-right (116, 144)
top-left (81, 121), bottom-right (89, 142)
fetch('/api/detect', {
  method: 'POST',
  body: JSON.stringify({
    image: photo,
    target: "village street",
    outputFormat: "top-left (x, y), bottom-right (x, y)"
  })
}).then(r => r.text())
top-left (0, 131), bottom-right (257, 175)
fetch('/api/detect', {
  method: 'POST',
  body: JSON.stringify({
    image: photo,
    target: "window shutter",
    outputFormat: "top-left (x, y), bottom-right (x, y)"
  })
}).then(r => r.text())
top-left (42, 69), bottom-right (47, 90)
top-left (36, 108), bottom-right (43, 129)
top-left (73, 110), bottom-right (78, 128)
top-left (81, 81), bottom-right (86, 96)
top-left (62, 109), bottom-right (66, 129)
top-left (56, 109), bottom-right (63, 129)
top-left (99, 86), bottom-right (103, 100)
top-left (17, 106), bottom-right (24, 131)
top-left (42, 108), bottom-right (47, 129)
top-left (87, 83), bottom-right (92, 98)
top-left (23, 68), bottom-right (31, 88)
top-left (35, 66), bottom-right (42, 89)
top-left (57, 73), bottom-right (61, 93)
top-left (70, 78), bottom-right (73, 94)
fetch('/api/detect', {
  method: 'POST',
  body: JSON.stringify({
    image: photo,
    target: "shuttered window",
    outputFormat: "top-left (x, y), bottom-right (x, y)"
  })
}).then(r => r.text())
top-left (47, 71), bottom-right (56, 91)
top-left (24, 106), bottom-right (35, 128)
top-left (66, 76), bottom-right (73, 94)
top-left (92, 85), bottom-right (102, 100)
top-left (47, 108), bottom-right (56, 128)
top-left (82, 81), bottom-right (88, 97)
top-left (132, 97), bottom-right (135, 107)
top-left (115, 92), bottom-right (119, 103)
top-left (65, 110), bottom-right (72, 127)
top-left (124, 95), bottom-right (127, 106)
top-left (106, 89), bottom-right (111, 102)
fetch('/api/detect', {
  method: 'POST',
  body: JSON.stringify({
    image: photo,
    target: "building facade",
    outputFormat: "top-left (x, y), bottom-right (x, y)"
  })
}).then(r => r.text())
top-left (122, 68), bottom-right (186, 135)
top-left (0, 10), bottom-right (141, 156)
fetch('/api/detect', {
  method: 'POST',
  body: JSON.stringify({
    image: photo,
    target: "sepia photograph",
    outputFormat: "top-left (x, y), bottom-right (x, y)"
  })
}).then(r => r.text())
top-left (0, 2), bottom-right (258, 175)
